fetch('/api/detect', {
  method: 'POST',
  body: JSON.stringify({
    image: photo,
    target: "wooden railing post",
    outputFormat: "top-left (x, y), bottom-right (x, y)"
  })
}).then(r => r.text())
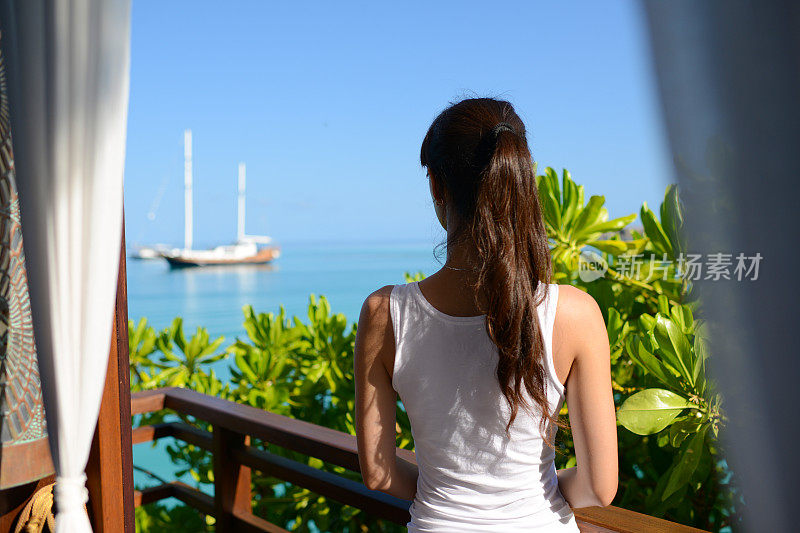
top-left (212, 426), bottom-right (252, 531)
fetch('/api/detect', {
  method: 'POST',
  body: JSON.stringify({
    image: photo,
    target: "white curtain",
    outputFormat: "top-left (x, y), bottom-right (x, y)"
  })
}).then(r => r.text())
top-left (0, 1), bottom-right (131, 531)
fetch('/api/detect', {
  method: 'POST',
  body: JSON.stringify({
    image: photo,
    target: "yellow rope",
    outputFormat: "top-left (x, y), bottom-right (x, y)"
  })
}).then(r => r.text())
top-left (14, 483), bottom-right (55, 533)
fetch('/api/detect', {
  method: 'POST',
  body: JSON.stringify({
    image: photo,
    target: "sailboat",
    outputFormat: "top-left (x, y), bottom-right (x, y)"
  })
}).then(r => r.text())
top-left (161, 130), bottom-right (281, 268)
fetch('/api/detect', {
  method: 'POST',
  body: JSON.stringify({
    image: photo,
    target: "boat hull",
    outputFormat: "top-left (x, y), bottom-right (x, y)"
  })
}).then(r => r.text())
top-left (163, 247), bottom-right (280, 268)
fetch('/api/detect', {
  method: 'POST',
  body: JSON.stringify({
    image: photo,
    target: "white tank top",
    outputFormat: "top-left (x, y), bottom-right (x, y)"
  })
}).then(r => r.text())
top-left (389, 281), bottom-right (580, 532)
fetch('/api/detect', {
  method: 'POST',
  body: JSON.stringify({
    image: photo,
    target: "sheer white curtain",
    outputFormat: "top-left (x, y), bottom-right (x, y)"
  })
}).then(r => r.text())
top-left (0, 0), bottom-right (131, 531)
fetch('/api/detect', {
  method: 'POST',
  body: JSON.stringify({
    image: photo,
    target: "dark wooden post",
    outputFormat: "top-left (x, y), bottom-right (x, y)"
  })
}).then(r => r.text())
top-left (85, 225), bottom-right (135, 532)
top-left (212, 427), bottom-right (252, 531)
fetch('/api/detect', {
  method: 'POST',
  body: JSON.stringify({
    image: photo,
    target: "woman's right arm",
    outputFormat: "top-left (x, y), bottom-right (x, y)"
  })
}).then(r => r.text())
top-left (553, 285), bottom-right (618, 508)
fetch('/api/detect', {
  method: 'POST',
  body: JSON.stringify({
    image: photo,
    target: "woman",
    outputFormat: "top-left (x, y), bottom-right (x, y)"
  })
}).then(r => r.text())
top-left (354, 97), bottom-right (618, 531)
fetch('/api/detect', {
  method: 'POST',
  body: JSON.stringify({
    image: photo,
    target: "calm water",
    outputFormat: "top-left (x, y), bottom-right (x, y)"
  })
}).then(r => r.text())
top-left (130, 240), bottom-right (442, 492)
top-left (128, 240), bottom-right (441, 339)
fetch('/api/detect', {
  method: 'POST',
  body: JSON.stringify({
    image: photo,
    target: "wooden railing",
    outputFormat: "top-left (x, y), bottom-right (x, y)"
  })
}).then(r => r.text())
top-left (131, 387), bottom-right (707, 533)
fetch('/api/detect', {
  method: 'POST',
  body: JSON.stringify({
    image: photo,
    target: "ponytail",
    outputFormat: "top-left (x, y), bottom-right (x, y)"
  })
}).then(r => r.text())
top-left (420, 98), bottom-right (562, 439)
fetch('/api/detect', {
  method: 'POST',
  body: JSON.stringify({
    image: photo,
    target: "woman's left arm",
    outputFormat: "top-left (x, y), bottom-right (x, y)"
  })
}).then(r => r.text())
top-left (354, 285), bottom-right (418, 500)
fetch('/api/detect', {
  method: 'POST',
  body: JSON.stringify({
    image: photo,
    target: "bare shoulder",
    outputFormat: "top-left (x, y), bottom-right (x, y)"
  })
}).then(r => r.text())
top-left (356, 285), bottom-right (396, 373)
top-left (358, 285), bottom-right (395, 326)
top-left (553, 284), bottom-right (608, 359)
top-left (555, 284), bottom-right (603, 324)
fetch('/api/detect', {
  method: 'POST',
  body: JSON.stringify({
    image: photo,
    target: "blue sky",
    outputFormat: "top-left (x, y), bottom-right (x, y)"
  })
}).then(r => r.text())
top-left (123, 0), bottom-right (671, 247)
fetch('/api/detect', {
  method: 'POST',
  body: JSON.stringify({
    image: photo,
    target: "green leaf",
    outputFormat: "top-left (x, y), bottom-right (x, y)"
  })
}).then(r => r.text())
top-left (573, 195), bottom-right (605, 235)
top-left (545, 167), bottom-right (561, 200)
top-left (617, 388), bottom-right (693, 435)
top-left (626, 336), bottom-right (682, 391)
top-left (638, 313), bottom-right (656, 333)
top-left (538, 180), bottom-right (563, 234)
top-left (662, 424), bottom-right (709, 500)
top-left (670, 304), bottom-right (694, 334)
top-left (578, 213), bottom-right (637, 238)
top-left (561, 170), bottom-right (580, 229)
top-left (591, 239), bottom-right (629, 255)
top-left (654, 315), bottom-right (695, 386)
top-left (693, 333), bottom-right (708, 394)
top-left (657, 295), bottom-right (670, 315)
top-left (606, 308), bottom-right (623, 345)
top-left (640, 202), bottom-right (673, 257)
top-left (668, 416), bottom-right (702, 448)
top-left (660, 184), bottom-right (685, 258)
top-left (647, 461), bottom-right (689, 513)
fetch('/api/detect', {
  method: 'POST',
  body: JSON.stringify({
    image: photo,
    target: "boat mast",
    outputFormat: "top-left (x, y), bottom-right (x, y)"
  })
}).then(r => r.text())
top-left (238, 162), bottom-right (246, 243)
top-left (184, 129), bottom-right (193, 251)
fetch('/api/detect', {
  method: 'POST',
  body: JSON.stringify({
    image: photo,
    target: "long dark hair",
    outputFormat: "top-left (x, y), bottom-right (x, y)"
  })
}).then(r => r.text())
top-left (420, 97), bottom-right (559, 438)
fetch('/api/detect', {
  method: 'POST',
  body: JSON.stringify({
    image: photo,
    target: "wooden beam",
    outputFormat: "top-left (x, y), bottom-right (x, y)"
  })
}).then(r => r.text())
top-left (130, 389), bottom-right (166, 416)
top-left (85, 226), bottom-right (135, 532)
top-left (232, 444), bottom-right (411, 524)
top-left (172, 482), bottom-right (216, 518)
top-left (131, 423), bottom-right (174, 446)
top-left (133, 482), bottom-right (288, 533)
top-left (131, 422), bottom-right (212, 449)
top-left (212, 427), bottom-right (252, 532)
top-left (231, 509), bottom-right (290, 533)
top-left (574, 505), bottom-right (709, 533)
top-left (133, 483), bottom-right (174, 508)
top-left (577, 522), bottom-right (617, 533)
top-left (132, 387), bottom-right (416, 473)
top-left (134, 481), bottom-right (216, 517)
top-left (130, 420), bottom-right (410, 524)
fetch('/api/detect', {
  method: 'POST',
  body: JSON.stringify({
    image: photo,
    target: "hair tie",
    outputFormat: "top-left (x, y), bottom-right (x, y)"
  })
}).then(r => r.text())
top-left (491, 122), bottom-right (516, 137)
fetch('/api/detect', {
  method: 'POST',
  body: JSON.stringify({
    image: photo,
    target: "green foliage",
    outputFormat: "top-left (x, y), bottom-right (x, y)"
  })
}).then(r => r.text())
top-left (640, 184), bottom-right (686, 261)
top-left (403, 271), bottom-right (426, 283)
top-left (537, 167), bottom-right (641, 274)
top-left (617, 388), bottom-right (695, 435)
top-left (535, 168), bottom-right (734, 530)
top-left (128, 317), bottom-right (161, 389)
top-left (133, 296), bottom-right (402, 533)
top-left (228, 305), bottom-right (301, 413)
top-left (156, 318), bottom-right (227, 387)
top-left (135, 502), bottom-right (212, 532)
top-left (128, 317), bottom-right (227, 392)
top-left (132, 168), bottom-right (738, 532)
top-left (614, 303), bottom-right (725, 519)
top-left (539, 169), bottom-right (687, 309)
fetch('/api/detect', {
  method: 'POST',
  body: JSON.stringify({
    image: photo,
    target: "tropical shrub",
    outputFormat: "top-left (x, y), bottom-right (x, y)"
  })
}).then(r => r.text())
top-left (538, 169), bottom-right (737, 530)
top-left (133, 298), bottom-right (405, 532)
top-left (132, 168), bottom-right (739, 532)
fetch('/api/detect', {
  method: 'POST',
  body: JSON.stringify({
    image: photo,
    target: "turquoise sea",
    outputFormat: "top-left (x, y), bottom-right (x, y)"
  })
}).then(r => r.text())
top-left (130, 239), bottom-right (442, 493)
